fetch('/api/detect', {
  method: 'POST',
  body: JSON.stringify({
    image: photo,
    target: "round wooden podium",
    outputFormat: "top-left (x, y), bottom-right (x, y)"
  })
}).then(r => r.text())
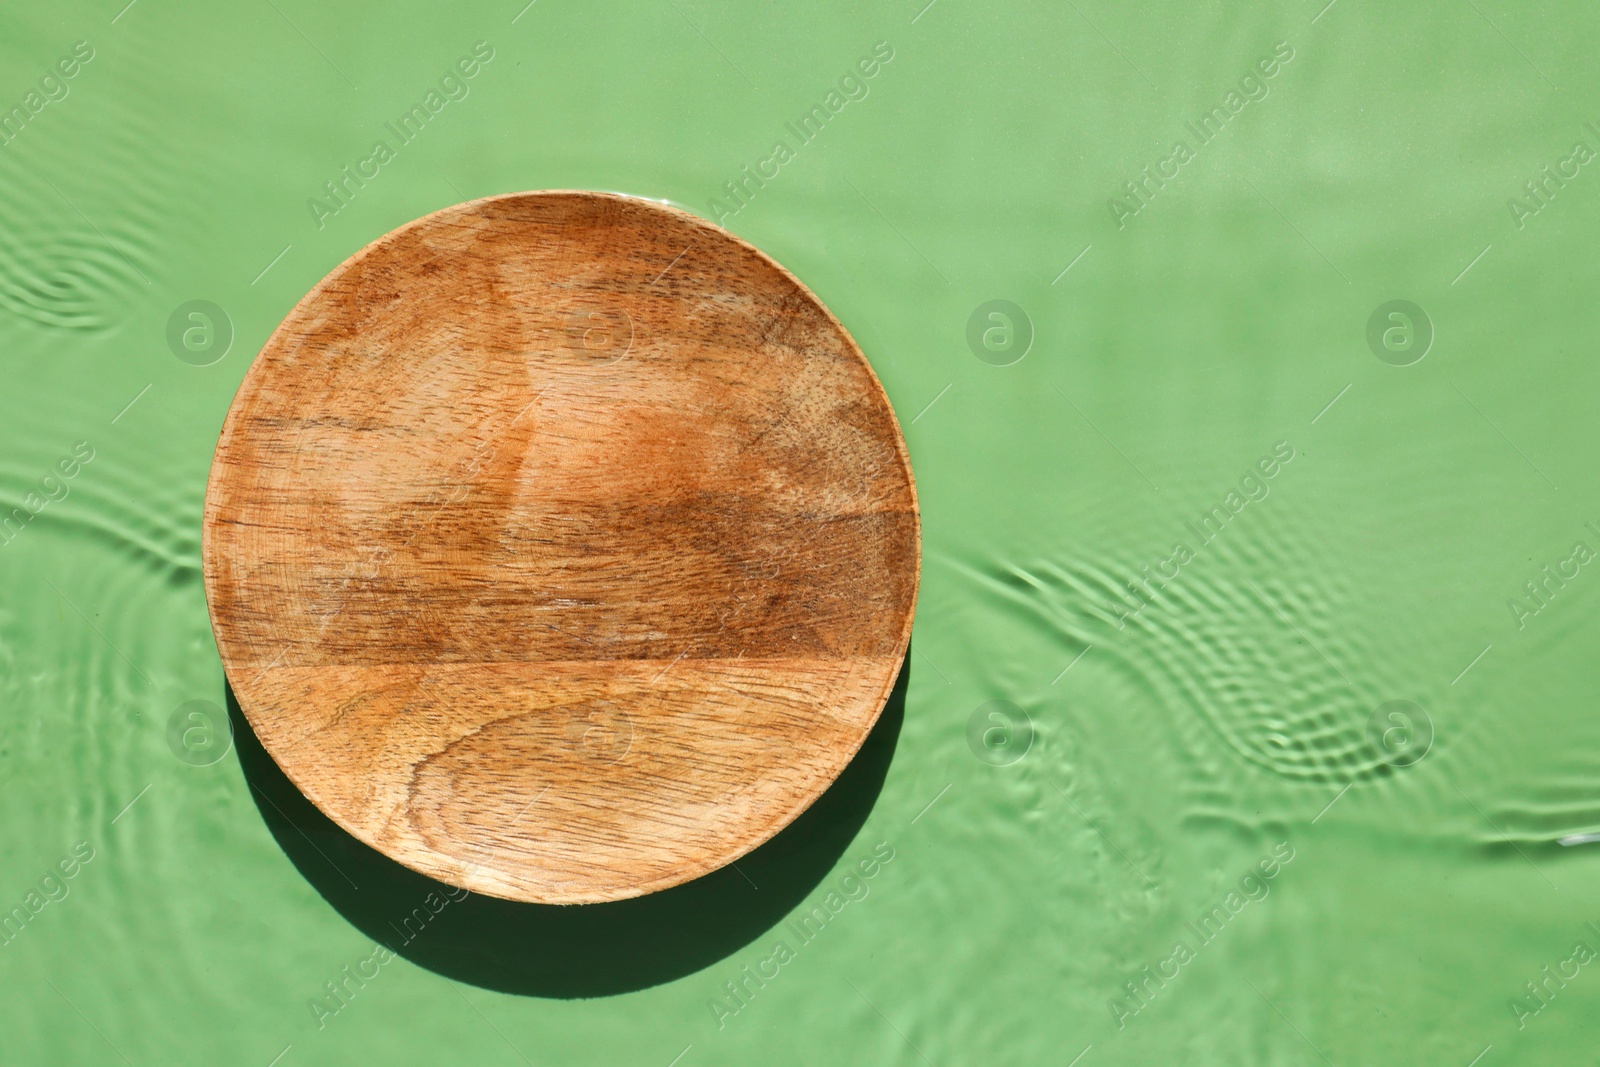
top-left (202, 192), bottom-right (919, 904)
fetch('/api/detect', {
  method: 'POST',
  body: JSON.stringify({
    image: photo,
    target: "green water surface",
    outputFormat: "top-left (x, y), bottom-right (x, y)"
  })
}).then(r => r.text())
top-left (3, 1), bottom-right (1599, 1064)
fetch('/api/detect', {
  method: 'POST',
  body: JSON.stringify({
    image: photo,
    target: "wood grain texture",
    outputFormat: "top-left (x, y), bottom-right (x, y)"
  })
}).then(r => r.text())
top-left (202, 191), bottom-right (919, 904)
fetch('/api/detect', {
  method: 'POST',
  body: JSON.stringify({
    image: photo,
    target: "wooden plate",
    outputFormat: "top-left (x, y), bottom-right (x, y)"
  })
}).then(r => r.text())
top-left (202, 191), bottom-right (919, 904)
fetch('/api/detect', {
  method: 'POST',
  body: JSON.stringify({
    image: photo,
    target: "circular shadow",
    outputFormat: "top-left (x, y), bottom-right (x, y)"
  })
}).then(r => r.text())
top-left (226, 653), bottom-right (908, 998)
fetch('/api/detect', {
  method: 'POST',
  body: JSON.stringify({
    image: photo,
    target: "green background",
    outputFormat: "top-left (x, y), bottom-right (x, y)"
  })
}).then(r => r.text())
top-left (3, 0), bottom-right (1598, 1063)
